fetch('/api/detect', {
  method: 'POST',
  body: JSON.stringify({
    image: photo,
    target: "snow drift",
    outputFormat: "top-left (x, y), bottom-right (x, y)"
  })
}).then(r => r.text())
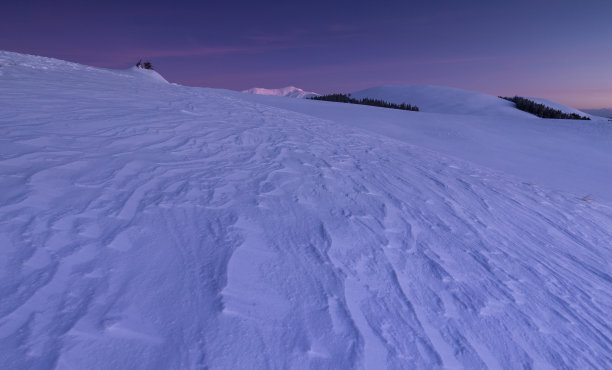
top-left (1, 51), bottom-right (611, 369)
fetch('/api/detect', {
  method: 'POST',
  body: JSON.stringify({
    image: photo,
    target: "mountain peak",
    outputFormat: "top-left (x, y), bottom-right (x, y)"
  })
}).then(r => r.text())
top-left (243, 86), bottom-right (319, 98)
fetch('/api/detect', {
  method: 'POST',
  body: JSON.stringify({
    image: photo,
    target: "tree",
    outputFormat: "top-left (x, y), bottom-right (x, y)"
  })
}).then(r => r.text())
top-left (135, 60), bottom-right (154, 70)
top-left (309, 93), bottom-right (419, 111)
top-left (500, 96), bottom-right (590, 120)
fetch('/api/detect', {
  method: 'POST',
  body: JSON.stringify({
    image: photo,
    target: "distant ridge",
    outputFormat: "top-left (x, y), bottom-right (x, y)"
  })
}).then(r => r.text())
top-left (243, 86), bottom-right (319, 98)
top-left (350, 85), bottom-right (599, 120)
top-left (581, 108), bottom-right (612, 119)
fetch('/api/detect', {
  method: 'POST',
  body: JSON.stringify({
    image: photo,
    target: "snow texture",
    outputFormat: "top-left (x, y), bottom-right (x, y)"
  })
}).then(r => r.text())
top-left (243, 86), bottom-right (319, 98)
top-left (234, 87), bottom-right (612, 203)
top-left (1, 51), bottom-right (611, 369)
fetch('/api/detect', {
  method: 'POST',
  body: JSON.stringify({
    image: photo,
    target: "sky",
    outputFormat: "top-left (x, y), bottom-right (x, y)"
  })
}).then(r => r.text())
top-left (1, 0), bottom-right (611, 109)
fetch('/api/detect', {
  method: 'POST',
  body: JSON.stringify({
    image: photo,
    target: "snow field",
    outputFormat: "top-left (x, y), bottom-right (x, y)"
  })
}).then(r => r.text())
top-left (0, 51), bottom-right (611, 369)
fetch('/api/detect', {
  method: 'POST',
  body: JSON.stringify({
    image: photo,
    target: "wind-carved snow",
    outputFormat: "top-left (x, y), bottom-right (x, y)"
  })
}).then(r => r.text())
top-left (1, 51), bottom-right (611, 369)
top-left (243, 86), bottom-right (319, 98)
top-left (351, 85), bottom-right (598, 120)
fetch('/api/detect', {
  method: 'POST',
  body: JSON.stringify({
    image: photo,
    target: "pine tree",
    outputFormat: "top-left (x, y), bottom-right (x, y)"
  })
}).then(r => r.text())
top-left (500, 96), bottom-right (589, 120)
top-left (310, 94), bottom-right (419, 111)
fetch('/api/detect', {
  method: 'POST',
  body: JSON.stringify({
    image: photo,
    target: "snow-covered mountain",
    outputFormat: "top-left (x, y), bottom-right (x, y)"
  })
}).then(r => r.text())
top-left (1, 51), bottom-right (611, 369)
top-left (243, 85), bottom-right (319, 98)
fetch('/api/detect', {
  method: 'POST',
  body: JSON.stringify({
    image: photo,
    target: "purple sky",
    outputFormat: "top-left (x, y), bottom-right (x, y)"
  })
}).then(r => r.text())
top-left (2, 0), bottom-right (611, 108)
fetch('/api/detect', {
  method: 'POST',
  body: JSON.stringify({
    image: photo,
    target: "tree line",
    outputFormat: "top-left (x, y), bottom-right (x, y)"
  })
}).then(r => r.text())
top-left (500, 96), bottom-right (590, 120)
top-left (135, 60), bottom-right (154, 70)
top-left (309, 94), bottom-right (419, 112)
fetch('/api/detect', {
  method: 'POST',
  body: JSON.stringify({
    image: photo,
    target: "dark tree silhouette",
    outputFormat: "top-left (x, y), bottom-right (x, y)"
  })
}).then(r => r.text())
top-left (310, 93), bottom-right (419, 112)
top-left (500, 96), bottom-right (590, 120)
top-left (135, 60), bottom-right (154, 70)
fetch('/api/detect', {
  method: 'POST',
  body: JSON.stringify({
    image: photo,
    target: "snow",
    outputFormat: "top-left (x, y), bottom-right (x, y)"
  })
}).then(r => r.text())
top-left (243, 86), bottom-right (319, 98)
top-left (1, 50), bottom-right (611, 369)
top-left (128, 66), bottom-right (169, 84)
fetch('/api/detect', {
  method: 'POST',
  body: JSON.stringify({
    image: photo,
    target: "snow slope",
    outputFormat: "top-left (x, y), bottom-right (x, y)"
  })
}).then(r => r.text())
top-left (234, 89), bottom-right (612, 203)
top-left (243, 86), bottom-right (319, 98)
top-left (1, 51), bottom-right (611, 369)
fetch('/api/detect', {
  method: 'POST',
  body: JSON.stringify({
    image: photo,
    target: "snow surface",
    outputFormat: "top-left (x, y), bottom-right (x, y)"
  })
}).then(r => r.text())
top-left (233, 88), bottom-right (612, 203)
top-left (1, 51), bottom-right (611, 369)
top-left (243, 86), bottom-right (319, 98)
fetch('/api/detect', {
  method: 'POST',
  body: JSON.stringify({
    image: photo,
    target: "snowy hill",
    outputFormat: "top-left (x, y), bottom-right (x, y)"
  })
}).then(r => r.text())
top-left (350, 85), bottom-right (532, 117)
top-left (1, 51), bottom-right (611, 369)
top-left (243, 85), bottom-right (319, 98)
